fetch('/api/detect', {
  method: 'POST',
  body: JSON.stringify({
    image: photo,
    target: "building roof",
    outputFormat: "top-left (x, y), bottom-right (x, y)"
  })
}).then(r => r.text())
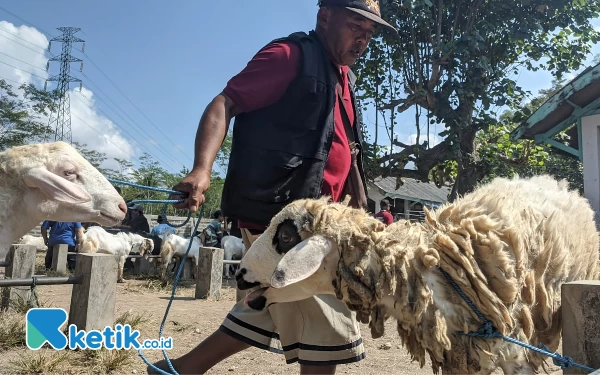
top-left (510, 61), bottom-right (600, 160)
top-left (369, 176), bottom-right (451, 206)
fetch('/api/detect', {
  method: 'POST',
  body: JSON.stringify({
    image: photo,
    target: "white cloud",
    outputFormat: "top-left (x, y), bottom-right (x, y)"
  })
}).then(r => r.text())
top-left (0, 20), bottom-right (135, 171)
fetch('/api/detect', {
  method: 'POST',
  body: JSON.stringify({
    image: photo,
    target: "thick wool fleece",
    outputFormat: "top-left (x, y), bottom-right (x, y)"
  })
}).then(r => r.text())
top-left (287, 175), bottom-right (599, 374)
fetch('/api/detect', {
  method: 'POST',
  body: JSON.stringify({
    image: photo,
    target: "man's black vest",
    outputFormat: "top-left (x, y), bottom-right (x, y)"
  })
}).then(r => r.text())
top-left (221, 30), bottom-right (367, 226)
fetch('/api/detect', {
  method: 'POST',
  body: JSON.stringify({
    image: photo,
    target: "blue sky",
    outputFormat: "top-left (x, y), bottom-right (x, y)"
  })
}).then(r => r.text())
top-left (0, 1), bottom-right (599, 177)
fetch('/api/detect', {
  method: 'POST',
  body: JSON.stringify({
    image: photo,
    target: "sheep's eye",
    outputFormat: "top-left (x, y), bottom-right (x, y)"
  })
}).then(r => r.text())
top-left (273, 219), bottom-right (301, 254)
top-left (64, 170), bottom-right (76, 177)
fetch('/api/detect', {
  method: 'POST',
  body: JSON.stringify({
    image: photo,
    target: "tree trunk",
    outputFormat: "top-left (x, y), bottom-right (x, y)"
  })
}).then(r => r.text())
top-left (446, 94), bottom-right (488, 202)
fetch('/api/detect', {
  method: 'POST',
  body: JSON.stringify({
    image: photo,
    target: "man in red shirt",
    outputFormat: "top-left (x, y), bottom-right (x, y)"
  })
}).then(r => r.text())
top-left (150, 1), bottom-right (397, 374)
top-left (375, 199), bottom-right (394, 225)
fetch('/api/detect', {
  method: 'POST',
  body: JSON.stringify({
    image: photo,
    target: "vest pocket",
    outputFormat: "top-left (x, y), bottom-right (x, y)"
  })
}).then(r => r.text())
top-left (229, 147), bottom-right (311, 204)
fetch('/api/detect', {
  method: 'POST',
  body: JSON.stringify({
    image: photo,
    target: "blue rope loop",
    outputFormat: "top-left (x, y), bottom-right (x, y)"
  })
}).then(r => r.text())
top-left (104, 177), bottom-right (205, 375)
top-left (437, 266), bottom-right (598, 373)
top-left (107, 178), bottom-right (192, 228)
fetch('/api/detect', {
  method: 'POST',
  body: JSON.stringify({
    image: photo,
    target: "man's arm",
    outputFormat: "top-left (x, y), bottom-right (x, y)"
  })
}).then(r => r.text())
top-left (172, 93), bottom-right (241, 212)
top-left (41, 228), bottom-right (48, 245)
top-left (172, 41), bottom-right (300, 212)
top-left (75, 227), bottom-right (84, 245)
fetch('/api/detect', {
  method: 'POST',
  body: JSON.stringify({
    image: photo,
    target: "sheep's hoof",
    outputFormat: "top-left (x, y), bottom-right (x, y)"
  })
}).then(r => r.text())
top-left (117, 279), bottom-right (125, 283)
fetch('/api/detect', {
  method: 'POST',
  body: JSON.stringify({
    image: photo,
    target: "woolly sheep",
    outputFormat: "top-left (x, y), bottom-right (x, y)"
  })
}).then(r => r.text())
top-left (0, 141), bottom-right (127, 258)
top-left (79, 226), bottom-right (154, 282)
top-left (236, 174), bottom-right (600, 374)
top-left (221, 235), bottom-right (244, 279)
top-left (158, 232), bottom-right (200, 281)
top-left (17, 234), bottom-right (47, 252)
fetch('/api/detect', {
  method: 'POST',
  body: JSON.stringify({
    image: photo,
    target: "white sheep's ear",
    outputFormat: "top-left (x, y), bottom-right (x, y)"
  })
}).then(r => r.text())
top-left (23, 167), bottom-right (92, 204)
top-left (271, 235), bottom-right (332, 288)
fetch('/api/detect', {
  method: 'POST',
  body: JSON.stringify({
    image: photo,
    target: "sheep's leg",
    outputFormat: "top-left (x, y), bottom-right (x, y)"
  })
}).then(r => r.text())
top-left (117, 256), bottom-right (125, 283)
top-left (441, 341), bottom-right (484, 375)
top-left (223, 249), bottom-right (231, 279)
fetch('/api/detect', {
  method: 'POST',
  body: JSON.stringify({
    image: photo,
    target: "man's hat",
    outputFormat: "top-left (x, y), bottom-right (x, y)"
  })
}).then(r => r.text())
top-left (130, 203), bottom-right (144, 212)
top-left (319, 0), bottom-right (398, 34)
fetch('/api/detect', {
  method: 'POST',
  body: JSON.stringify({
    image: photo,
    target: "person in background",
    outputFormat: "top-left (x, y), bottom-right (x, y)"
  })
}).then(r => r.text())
top-left (151, 214), bottom-right (176, 238)
top-left (41, 220), bottom-right (84, 272)
top-left (119, 203), bottom-right (150, 234)
top-left (201, 210), bottom-right (225, 248)
top-left (375, 199), bottom-right (394, 225)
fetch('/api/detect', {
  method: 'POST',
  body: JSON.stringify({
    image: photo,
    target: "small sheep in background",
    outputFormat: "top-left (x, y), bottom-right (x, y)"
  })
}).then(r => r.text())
top-left (17, 234), bottom-right (47, 252)
top-left (158, 232), bottom-right (200, 282)
top-left (236, 174), bottom-right (600, 374)
top-left (79, 226), bottom-right (153, 282)
top-left (0, 141), bottom-right (127, 258)
top-left (221, 235), bottom-right (244, 279)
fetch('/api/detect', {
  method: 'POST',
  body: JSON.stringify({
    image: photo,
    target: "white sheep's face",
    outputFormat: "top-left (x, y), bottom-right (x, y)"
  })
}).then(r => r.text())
top-left (16, 142), bottom-right (127, 226)
top-left (236, 201), bottom-right (341, 311)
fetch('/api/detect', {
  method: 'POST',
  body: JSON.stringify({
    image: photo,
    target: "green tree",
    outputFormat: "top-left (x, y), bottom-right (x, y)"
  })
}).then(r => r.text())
top-left (475, 79), bottom-right (584, 192)
top-left (71, 141), bottom-right (118, 177)
top-left (354, 0), bottom-right (600, 200)
top-left (0, 79), bottom-right (59, 150)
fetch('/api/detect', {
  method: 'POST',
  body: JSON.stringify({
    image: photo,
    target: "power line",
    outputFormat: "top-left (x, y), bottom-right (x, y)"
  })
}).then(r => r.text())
top-left (78, 72), bottom-right (186, 169)
top-left (0, 5), bottom-right (55, 38)
top-left (0, 50), bottom-right (46, 72)
top-left (81, 52), bottom-right (194, 164)
top-left (75, 91), bottom-right (180, 174)
top-left (0, 59), bottom-right (47, 81)
top-left (44, 27), bottom-right (84, 144)
top-left (0, 25), bottom-right (50, 53)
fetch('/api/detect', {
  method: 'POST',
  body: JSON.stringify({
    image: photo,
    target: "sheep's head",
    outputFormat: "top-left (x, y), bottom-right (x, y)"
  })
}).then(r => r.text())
top-left (0, 141), bottom-right (127, 226)
top-left (237, 196), bottom-right (396, 318)
top-left (138, 238), bottom-right (154, 259)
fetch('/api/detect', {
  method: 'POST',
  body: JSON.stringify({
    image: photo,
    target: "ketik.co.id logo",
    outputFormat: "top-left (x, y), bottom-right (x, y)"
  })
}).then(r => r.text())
top-left (26, 308), bottom-right (172, 350)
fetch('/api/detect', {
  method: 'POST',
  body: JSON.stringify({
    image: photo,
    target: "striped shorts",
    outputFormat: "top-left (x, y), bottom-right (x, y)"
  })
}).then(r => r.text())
top-left (219, 228), bottom-right (365, 366)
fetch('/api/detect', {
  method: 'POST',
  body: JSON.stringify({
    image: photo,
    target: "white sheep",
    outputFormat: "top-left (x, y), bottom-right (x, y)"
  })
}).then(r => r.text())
top-left (79, 226), bottom-right (154, 283)
top-left (158, 232), bottom-right (200, 282)
top-left (17, 234), bottom-right (47, 252)
top-left (0, 141), bottom-right (127, 259)
top-left (221, 235), bottom-right (244, 279)
top-left (236, 174), bottom-right (600, 375)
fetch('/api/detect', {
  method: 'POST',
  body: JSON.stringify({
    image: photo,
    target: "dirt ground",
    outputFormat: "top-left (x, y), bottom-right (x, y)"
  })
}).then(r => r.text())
top-left (0, 258), bottom-right (562, 375)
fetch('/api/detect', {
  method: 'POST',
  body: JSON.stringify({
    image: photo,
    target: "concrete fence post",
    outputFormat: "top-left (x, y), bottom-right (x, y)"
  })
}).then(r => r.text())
top-left (1, 244), bottom-right (36, 310)
top-left (133, 256), bottom-right (152, 275)
top-left (174, 257), bottom-right (194, 280)
top-left (195, 247), bottom-right (223, 300)
top-left (51, 244), bottom-right (68, 273)
top-left (561, 280), bottom-right (600, 374)
top-left (68, 253), bottom-right (118, 331)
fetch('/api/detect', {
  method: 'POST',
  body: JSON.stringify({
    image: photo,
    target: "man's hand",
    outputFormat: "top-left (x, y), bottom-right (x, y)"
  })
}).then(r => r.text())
top-left (172, 169), bottom-right (212, 212)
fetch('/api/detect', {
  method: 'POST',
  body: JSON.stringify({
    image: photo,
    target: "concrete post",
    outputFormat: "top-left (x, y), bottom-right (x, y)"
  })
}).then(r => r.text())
top-left (195, 247), bottom-right (223, 300)
top-left (561, 281), bottom-right (600, 374)
top-left (173, 257), bottom-right (194, 280)
top-left (1, 244), bottom-right (36, 310)
top-left (133, 256), bottom-right (151, 275)
top-left (581, 115), bottom-right (600, 227)
top-left (51, 244), bottom-right (68, 273)
top-left (68, 253), bottom-right (118, 332)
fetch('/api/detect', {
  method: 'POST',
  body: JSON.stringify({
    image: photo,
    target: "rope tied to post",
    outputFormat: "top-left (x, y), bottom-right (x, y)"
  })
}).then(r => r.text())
top-left (437, 266), bottom-right (598, 373)
top-left (28, 276), bottom-right (39, 309)
top-left (106, 177), bottom-right (203, 375)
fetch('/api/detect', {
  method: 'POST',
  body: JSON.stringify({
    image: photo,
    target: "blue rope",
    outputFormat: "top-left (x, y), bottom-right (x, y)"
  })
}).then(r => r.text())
top-left (107, 177), bottom-right (205, 375)
top-left (107, 178), bottom-right (192, 229)
top-left (437, 266), bottom-right (598, 373)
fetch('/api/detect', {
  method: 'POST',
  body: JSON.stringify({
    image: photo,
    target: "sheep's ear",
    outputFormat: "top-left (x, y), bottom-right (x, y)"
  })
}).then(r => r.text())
top-left (23, 167), bottom-right (92, 204)
top-left (271, 236), bottom-right (332, 288)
